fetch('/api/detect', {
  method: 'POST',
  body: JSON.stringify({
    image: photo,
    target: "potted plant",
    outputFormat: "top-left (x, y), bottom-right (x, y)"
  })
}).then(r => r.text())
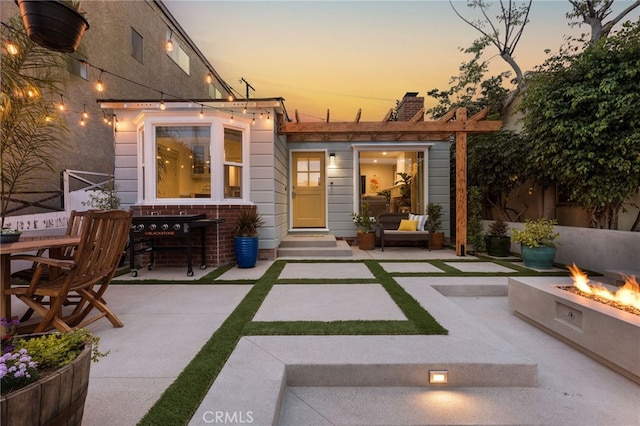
top-left (232, 209), bottom-right (263, 268)
top-left (352, 202), bottom-right (376, 250)
top-left (485, 217), bottom-right (511, 257)
top-left (511, 218), bottom-right (560, 269)
top-left (16, 0), bottom-right (90, 53)
top-left (427, 203), bottom-right (445, 249)
top-left (1, 319), bottom-right (107, 425)
top-left (1, 228), bottom-right (22, 244)
top-left (395, 172), bottom-right (412, 209)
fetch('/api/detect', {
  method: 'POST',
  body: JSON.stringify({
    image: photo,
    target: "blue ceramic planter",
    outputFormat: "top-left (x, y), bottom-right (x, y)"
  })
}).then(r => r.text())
top-left (521, 245), bottom-right (556, 269)
top-left (234, 236), bottom-right (259, 268)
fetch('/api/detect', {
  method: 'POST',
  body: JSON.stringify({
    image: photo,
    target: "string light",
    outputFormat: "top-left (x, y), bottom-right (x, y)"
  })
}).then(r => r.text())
top-left (96, 70), bottom-right (104, 92)
top-left (259, 112), bottom-right (263, 119)
top-left (80, 114), bottom-right (85, 126)
top-left (58, 94), bottom-right (65, 111)
top-left (251, 113), bottom-right (255, 125)
top-left (199, 106), bottom-right (204, 119)
top-left (227, 94), bottom-right (234, 101)
top-left (165, 29), bottom-right (174, 52)
top-left (82, 104), bottom-right (88, 119)
top-left (243, 105), bottom-right (247, 114)
top-left (159, 93), bottom-right (166, 110)
top-left (267, 112), bottom-right (271, 122)
top-left (205, 72), bottom-right (213, 84)
top-left (5, 38), bottom-right (18, 55)
top-left (229, 113), bottom-right (234, 123)
top-left (103, 112), bottom-right (109, 124)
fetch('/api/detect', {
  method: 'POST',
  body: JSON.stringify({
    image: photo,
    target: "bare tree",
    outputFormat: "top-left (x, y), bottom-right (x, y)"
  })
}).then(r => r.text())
top-left (450, 0), bottom-right (532, 93)
top-left (567, 0), bottom-right (640, 41)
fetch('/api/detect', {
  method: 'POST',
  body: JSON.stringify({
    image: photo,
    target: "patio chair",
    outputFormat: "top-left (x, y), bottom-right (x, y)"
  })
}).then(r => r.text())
top-left (6, 210), bottom-right (133, 333)
top-left (11, 210), bottom-right (90, 322)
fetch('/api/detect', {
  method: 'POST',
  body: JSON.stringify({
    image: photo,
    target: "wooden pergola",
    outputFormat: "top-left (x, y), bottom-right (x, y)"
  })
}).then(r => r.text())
top-left (278, 107), bottom-right (502, 256)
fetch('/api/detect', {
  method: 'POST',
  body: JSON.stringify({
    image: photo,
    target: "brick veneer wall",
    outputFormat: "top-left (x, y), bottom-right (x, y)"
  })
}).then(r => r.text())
top-left (130, 204), bottom-right (264, 269)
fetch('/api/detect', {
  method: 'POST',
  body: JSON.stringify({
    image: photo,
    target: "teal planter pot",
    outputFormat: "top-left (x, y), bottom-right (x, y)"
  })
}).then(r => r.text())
top-left (234, 236), bottom-right (259, 268)
top-left (521, 245), bottom-right (556, 269)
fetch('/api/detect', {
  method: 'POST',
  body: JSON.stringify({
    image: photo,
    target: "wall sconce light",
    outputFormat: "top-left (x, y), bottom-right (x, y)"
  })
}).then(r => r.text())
top-left (429, 370), bottom-right (448, 384)
top-left (329, 153), bottom-right (336, 165)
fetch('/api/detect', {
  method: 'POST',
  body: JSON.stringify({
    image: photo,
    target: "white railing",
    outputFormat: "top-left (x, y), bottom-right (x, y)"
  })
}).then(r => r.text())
top-left (2, 170), bottom-right (114, 234)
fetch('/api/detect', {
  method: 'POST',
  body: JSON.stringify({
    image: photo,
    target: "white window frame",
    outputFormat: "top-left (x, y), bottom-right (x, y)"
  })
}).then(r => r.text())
top-left (136, 111), bottom-right (250, 205)
top-left (351, 143), bottom-right (432, 214)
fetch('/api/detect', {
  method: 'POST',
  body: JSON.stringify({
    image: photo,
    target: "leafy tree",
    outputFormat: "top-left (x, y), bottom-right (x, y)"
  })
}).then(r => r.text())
top-left (519, 20), bottom-right (640, 229)
top-left (467, 130), bottom-right (530, 221)
top-left (567, 0), bottom-right (640, 41)
top-left (449, 0), bottom-right (532, 93)
top-left (1, 19), bottom-right (68, 227)
top-left (426, 38), bottom-right (509, 119)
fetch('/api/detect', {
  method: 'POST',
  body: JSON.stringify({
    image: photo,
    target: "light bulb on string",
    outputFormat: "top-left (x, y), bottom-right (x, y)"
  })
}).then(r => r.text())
top-left (227, 95), bottom-right (234, 101)
top-left (243, 105), bottom-right (247, 114)
top-left (251, 113), bottom-right (255, 125)
top-left (82, 104), bottom-right (88, 119)
top-left (58, 94), bottom-right (65, 111)
top-left (5, 38), bottom-right (18, 55)
top-left (205, 72), bottom-right (213, 84)
top-left (199, 106), bottom-right (204, 119)
top-left (103, 112), bottom-right (109, 124)
top-left (267, 112), bottom-right (271, 122)
top-left (259, 112), bottom-right (263, 119)
top-left (96, 70), bottom-right (104, 92)
top-left (80, 114), bottom-right (85, 126)
top-left (165, 30), bottom-right (174, 52)
top-left (229, 113), bottom-right (234, 123)
top-left (159, 93), bottom-right (166, 110)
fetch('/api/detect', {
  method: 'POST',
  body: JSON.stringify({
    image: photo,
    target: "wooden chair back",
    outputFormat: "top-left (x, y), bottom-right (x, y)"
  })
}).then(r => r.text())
top-left (9, 210), bottom-right (133, 332)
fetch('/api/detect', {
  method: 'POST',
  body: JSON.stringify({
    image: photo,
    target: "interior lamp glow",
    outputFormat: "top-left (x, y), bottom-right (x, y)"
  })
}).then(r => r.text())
top-left (429, 370), bottom-right (448, 384)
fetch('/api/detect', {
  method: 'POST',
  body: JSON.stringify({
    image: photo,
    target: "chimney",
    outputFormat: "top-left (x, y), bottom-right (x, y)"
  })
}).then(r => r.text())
top-left (396, 92), bottom-right (424, 121)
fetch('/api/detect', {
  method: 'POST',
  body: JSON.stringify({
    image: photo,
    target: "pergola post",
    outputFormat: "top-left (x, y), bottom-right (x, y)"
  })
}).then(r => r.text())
top-left (455, 126), bottom-right (468, 255)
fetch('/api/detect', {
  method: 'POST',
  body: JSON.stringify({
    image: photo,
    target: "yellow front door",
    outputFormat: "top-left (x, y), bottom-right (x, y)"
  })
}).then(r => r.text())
top-left (292, 152), bottom-right (326, 228)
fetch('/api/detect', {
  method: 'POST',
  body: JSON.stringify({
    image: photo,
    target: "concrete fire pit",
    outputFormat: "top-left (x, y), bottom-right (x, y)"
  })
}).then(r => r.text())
top-left (508, 277), bottom-right (640, 384)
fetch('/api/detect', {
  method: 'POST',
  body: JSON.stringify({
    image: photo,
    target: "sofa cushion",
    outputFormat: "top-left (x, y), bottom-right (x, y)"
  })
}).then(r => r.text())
top-left (398, 219), bottom-right (418, 231)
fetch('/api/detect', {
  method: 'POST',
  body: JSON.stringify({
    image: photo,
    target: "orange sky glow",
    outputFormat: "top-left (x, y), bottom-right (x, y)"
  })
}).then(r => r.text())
top-left (165, 1), bottom-right (639, 122)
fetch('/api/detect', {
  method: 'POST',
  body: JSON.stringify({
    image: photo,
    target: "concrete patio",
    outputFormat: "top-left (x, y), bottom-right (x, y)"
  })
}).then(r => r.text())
top-left (9, 248), bottom-right (639, 425)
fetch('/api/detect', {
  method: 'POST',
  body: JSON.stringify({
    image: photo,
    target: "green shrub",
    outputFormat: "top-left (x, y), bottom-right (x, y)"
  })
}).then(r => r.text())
top-left (511, 218), bottom-right (559, 248)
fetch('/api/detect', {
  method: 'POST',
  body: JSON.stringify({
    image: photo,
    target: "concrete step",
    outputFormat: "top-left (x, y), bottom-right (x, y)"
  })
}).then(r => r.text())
top-left (280, 233), bottom-right (338, 248)
top-left (278, 240), bottom-right (353, 257)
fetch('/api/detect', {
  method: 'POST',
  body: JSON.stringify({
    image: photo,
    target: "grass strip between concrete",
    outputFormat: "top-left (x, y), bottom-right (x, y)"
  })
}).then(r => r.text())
top-left (138, 258), bottom-right (449, 425)
top-left (137, 260), bottom-right (286, 426)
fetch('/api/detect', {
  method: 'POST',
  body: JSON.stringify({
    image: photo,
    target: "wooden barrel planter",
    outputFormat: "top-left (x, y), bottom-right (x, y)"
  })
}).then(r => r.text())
top-left (0, 343), bottom-right (92, 426)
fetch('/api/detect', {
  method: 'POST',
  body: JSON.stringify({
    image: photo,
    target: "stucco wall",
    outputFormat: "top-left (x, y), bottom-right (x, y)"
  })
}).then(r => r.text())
top-left (490, 221), bottom-right (640, 274)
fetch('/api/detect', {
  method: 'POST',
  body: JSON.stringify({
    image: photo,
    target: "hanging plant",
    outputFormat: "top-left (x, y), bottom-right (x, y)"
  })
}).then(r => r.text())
top-left (16, 0), bottom-right (90, 53)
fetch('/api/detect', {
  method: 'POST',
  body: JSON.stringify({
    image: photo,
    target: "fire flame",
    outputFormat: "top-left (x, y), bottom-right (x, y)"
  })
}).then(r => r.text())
top-left (568, 263), bottom-right (640, 310)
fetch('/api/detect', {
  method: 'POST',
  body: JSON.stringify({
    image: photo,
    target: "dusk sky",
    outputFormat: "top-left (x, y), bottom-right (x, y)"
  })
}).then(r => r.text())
top-left (164, 1), bottom-right (639, 122)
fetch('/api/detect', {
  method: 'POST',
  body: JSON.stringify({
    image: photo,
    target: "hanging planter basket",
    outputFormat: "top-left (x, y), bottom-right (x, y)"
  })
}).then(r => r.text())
top-left (16, 0), bottom-right (90, 53)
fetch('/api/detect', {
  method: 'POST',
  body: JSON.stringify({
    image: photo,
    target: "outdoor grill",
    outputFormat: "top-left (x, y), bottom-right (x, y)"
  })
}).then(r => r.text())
top-left (129, 213), bottom-right (224, 276)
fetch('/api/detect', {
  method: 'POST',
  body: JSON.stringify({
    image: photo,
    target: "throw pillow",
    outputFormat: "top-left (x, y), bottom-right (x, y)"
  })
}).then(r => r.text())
top-left (398, 219), bottom-right (418, 231)
top-left (409, 214), bottom-right (428, 231)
